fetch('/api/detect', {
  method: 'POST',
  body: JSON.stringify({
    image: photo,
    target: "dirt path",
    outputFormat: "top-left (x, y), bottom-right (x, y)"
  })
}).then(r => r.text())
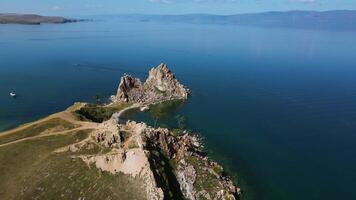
top-left (0, 102), bottom-right (142, 148)
top-left (112, 103), bottom-right (141, 123)
top-left (0, 125), bottom-right (96, 148)
top-left (0, 110), bottom-right (94, 136)
top-left (0, 111), bottom-right (98, 148)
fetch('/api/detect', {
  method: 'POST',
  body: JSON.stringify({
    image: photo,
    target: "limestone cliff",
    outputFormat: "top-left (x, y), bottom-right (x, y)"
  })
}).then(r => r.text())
top-left (63, 119), bottom-right (240, 200)
top-left (115, 63), bottom-right (189, 104)
top-left (141, 122), bottom-right (240, 200)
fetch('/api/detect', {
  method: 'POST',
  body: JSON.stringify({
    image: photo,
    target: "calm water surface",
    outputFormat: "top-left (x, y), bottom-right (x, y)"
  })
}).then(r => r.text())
top-left (1, 18), bottom-right (356, 200)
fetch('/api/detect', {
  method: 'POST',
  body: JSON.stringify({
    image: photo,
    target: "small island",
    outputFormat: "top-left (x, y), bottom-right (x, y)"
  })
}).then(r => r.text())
top-left (0, 64), bottom-right (240, 200)
top-left (0, 13), bottom-right (77, 24)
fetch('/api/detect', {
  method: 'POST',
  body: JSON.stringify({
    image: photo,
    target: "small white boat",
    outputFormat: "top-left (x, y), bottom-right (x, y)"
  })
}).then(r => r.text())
top-left (10, 92), bottom-right (16, 97)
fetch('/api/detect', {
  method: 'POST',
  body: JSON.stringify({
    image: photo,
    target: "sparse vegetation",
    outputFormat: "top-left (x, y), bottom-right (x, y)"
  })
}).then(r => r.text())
top-left (172, 128), bottom-right (183, 136)
top-left (20, 154), bottom-right (146, 200)
top-left (0, 118), bottom-right (78, 145)
top-left (127, 140), bottom-right (139, 149)
top-left (0, 130), bottom-right (90, 199)
top-left (212, 165), bottom-right (224, 176)
top-left (186, 155), bottom-right (222, 197)
top-left (0, 128), bottom-right (147, 200)
top-left (75, 102), bottom-right (131, 123)
top-left (66, 102), bottom-right (87, 112)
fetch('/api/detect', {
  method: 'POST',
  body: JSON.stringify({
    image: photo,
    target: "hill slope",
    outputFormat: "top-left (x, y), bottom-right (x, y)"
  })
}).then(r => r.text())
top-left (114, 10), bottom-right (356, 31)
top-left (0, 13), bottom-right (76, 24)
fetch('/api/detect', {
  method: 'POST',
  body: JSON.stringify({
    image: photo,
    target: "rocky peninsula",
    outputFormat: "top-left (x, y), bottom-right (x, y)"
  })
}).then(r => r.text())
top-left (0, 63), bottom-right (240, 200)
top-left (0, 13), bottom-right (77, 24)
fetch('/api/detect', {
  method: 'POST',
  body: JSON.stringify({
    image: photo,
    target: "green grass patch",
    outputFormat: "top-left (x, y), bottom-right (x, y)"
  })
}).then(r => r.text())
top-left (20, 155), bottom-right (146, 200)
top-left (0, 130), bottom-right (90, 199)
top-left (172, 129), bottom-right (184, 137)
top-left (0, 129), bottom-right (147, 200)
top-left (66, 102), bottom-right (87, 112)
top-left (212, 165), bottom-right (224, 176)
top-left (75, 102), bottom-right (131, 123)
top-left (0, 118), bottom-right (78, 145)
top-left (127, 140), bottom-right (139, 149)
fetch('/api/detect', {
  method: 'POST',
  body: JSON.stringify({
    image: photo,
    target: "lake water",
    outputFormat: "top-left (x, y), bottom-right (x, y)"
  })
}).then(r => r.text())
top-left (1, 18), bottom-right (356, 200)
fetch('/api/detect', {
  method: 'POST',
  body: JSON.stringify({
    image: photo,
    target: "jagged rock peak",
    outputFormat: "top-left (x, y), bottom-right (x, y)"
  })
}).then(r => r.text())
top-left (115, 63), bottom-right (189, 104)
top-left (117, 74), bottom-right (142, 102)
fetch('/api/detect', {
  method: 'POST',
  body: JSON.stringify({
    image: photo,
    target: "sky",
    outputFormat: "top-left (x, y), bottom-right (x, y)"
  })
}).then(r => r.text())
top-left (0, 0), bottom-right (355, 16)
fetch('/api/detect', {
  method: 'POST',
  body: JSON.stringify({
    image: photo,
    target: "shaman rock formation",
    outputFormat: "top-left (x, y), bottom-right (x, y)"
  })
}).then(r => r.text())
top-left (115, 63), bottom-right (189, 105)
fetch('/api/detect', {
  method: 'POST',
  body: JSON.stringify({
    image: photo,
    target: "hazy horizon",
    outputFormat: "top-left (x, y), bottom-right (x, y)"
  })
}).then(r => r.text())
top-left (2, 9), bottom-right (356, 18)
top-left (1, 0), bottom-right (356, 16)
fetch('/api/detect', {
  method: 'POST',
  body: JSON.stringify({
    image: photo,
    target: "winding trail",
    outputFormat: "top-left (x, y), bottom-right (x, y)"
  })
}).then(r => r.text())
top-left (0, 110), bottom-right (98, 148)
top-left (0, 126), bottom-right (96, 148)
top-left (0, 111), bottom-right (91, 136)
top-left (0, 100), bottom-right (173, 148)
top-left (112, 103), bottom-right (141, 123)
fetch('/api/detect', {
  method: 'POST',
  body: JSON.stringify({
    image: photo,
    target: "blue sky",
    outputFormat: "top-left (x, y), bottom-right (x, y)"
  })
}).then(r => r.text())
top-left (1, 0), bottom-right (355, 16)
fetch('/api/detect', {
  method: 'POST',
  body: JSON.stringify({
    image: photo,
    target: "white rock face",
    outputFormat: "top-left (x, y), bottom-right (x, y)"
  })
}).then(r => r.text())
top-left (144, 63), bottom-right (188, 99)
top-left (177, 160), bottom-right (197, 200)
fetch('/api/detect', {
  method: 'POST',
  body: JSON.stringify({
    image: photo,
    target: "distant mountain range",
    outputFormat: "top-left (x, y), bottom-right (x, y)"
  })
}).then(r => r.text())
top-left (0, 13), bottom-right (77, 24)
top-left (113, 10), bottom-right (356, 31)
top-left (2, 11), bottom-right (355, 30)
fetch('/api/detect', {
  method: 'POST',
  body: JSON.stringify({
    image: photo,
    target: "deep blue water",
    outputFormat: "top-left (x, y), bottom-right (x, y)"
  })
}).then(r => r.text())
top-left (1, 18), bottom-right (356, 200)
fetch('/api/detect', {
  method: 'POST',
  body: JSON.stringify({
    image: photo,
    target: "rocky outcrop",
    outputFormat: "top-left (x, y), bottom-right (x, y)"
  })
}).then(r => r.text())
top-left (115, 63), bottom-right (189, 104)
top-left (116, 75), bottom-right (143, 102)
top-left (177, 160), bottom-right (197, 200)
top-left (91, 119), bottom-right (121, 148)
top-left (66, 119), bottom-right (165, 200)
top-left (66, 118), bottom-right (239, 200)
top-left (128, 121), bottom-right (240, 200)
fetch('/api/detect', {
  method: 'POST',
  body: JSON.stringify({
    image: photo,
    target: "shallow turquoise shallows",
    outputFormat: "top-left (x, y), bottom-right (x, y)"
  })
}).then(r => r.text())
top-left (1, 17), bottom-right (356, 200)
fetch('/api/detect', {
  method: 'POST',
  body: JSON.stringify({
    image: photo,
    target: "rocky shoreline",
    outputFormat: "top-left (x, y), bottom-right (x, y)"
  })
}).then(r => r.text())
top-left (104, 63), bottom-right (240, 199)
top-left (0, 63), bottom-right (240, 200)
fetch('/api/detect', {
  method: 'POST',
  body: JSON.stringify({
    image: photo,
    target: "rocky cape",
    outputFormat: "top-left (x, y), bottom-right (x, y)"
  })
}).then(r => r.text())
top-left (100, 64), bottom-right (240, 199)
top-left (0, 13), bottom-right (77, 24)
top-left (0, 63), bottom-right (240, 200)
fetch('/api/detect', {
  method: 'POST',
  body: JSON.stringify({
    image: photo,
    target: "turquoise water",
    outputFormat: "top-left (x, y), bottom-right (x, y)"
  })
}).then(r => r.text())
top-left (1, 18), bottom-right (356, 200)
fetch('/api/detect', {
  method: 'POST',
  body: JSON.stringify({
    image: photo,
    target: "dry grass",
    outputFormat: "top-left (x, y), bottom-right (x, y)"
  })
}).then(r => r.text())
top-left (0, 129), bottom-right (147, 200)
top-left (0, 118), bottom-right (79, 145)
